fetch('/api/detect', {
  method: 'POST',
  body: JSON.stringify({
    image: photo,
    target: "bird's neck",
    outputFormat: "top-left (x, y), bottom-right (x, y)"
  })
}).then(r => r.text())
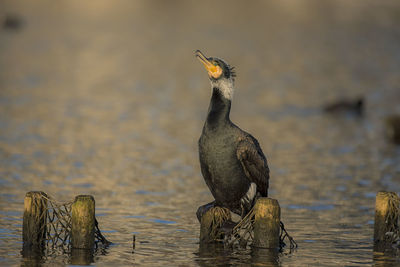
top-left (205, 87), bottom-right (231, 129)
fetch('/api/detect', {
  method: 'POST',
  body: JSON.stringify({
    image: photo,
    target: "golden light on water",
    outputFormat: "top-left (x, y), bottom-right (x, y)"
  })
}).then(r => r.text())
top-left (1, 0), bottom-right (400, 265)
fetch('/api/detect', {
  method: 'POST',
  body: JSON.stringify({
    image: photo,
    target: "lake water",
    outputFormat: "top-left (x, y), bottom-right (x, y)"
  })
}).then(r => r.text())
top-left (1, 1), bottom-right (400, 266)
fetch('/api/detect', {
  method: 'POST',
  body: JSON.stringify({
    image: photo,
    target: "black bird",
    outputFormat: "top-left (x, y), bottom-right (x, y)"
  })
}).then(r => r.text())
top-left (3, 14), bottom-right (24, 31)
top-left (195, 50), bottom-right (270, 222)
top-left (323, 97), bottom-right (364, 116)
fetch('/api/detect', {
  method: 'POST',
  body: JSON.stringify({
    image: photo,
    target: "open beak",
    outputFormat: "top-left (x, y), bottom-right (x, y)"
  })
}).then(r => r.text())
top-left (195, 50), bottom-right (221, 78)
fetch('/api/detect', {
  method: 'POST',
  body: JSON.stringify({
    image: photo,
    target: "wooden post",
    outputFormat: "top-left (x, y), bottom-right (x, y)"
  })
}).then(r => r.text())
top-left (253, 198), bottom-right (280, 249)
top-left (71, 195), bottom-right (95, 249)
top-left (23, 191), bottom-right (48, 248)
top-left (200, 207), bottom-right (231, 243)
top-left (132, 234), bottom-right (136, 252)
top-left (374, 191), bottom-right (400, 252)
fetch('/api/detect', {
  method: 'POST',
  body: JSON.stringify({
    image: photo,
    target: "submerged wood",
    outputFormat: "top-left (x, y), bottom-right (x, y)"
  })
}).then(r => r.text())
top-left (253, 198), bottom-right (280, 249)
top-left (71, 195), bottom-right (95, 249)
top-left (374, 191), bottom-right (400, 252)
top-left (23, 191), bottom-right (48, 248)
top-left (200, 206), bottom-right (231, 243)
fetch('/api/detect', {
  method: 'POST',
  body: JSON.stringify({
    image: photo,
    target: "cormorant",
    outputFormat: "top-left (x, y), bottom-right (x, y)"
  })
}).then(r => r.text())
top-left (323, 97), bottom-right (364, 116)
top-left (195, 50), bottom-right (270, 222)
top-left (385, 115), bottom-right (400, 145)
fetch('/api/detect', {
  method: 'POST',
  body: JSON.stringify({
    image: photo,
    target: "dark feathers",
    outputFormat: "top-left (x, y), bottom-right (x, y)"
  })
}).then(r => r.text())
top-left (236, 135), bottom-right (269, 197)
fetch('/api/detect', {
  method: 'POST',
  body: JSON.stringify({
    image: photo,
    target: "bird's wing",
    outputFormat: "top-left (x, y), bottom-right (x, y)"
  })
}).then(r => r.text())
top-left (236, 135), bottom-right (269, 197)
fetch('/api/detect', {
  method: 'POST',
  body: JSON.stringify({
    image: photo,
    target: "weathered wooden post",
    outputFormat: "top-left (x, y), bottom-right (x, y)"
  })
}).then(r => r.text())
top-left (71, 195), bottom-right (95, 249)
top-left (23, 191), bottom-right (48, 248)
top-left (200, 207), bottom-right (231, 243)
top-left (253, 198), bottom-right (280, 249)
top-left (374, 191), bottom-right (400, 252)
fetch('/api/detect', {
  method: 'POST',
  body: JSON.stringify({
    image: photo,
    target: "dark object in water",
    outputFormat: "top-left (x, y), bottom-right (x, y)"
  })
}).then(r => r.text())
top-left (385, 115), bottom-right (400, 145)
top-left (323, 97), bottom-right (364, 115)
top-left (3, 14), bottom-right (24, 31)
top-left (195, 50), bottom-right (269, 221)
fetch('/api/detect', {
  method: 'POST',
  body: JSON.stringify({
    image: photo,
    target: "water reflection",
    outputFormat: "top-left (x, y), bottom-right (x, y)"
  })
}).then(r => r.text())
top-left (373, 251), bottom-right (400, 267)
top-left (251, 248), bottom-right (281, 267)
top-left (70, 248), bottom-right (94, 266)
top-left (21, 246), bottom-right (44, 267)
top-left (196, 243), bottom-right (232, 266)
top-left (196, 243), bottom-right (281, 267)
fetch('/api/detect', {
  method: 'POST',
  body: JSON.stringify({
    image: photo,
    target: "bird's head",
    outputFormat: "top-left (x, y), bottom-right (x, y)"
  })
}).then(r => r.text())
top-left (195, 50), bottom-right (236, 100)
top-left (195, 50), bottom-right (235, 81)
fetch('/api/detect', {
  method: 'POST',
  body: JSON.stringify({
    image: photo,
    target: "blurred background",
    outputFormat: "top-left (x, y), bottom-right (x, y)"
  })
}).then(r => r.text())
top-left (1, 0), bottom-right (400, 266)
